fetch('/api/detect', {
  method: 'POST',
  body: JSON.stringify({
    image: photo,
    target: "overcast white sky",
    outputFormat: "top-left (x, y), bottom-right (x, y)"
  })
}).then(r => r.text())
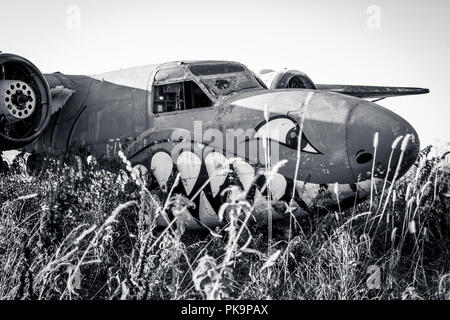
top-left (1, 0), bottom-right (449, 148)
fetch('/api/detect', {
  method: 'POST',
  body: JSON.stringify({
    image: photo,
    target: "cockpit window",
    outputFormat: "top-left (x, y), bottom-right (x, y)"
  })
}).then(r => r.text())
top-left (189, 63), bottom-right (245, 76)
top-left (153, 80), bottom-right (212, 113)
top-left (200, 73), bottom-right (262, 96)
top-left (189, 63), bottom-right (264, 97)
top-left (154, 67), bottom-right (186, 82)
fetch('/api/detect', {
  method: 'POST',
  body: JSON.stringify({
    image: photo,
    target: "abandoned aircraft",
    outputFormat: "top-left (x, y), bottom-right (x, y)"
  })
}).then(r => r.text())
top-left (0, 53), bottom-right (429, 229)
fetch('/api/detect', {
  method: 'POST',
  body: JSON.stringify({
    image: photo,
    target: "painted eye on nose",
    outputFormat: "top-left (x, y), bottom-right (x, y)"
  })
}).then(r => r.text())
top-left (254, 116), bottom-right (320, 154)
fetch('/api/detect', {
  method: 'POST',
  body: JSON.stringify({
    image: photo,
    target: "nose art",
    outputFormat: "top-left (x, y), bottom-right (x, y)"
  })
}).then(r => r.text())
top-left (346, 102), bottom-right (419, 180)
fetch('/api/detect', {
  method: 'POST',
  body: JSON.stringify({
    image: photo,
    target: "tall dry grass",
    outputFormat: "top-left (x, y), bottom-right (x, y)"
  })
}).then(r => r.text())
top-left (0, 145), bottom-right (449, 300)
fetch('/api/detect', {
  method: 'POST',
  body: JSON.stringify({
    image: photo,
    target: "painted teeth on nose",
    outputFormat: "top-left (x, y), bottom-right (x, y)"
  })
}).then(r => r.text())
top-left (151, 151), bottom-right (173, 188)
top-left (152, 147), bottom-right (386, 229)
top-left (294, 179), bottom-right (384, 206)
top-left (253, 188), bottom-right (289, 221)
top-left (295, 181), bottom-right (320, 207)
top-left (354, 178), bottom-right (383, 196)
top-left (205, 152), bottom-right (229, 198)
top-left (268, 173), bottom-right (287, 201)
top-left (171, 205), bottom-right (199, 229)
top-left (233, 158), bottom-right (255, 191)
top-left (199, 191), bottom-right (221, 225)
top-left (176, 151), bottom-right (202, 195)
top-left (155, 210), bottom-right (171, 227)
top-left (331, 183), bottom-right (354, 201)
top-left (254, 188), bottom-right (268, 212)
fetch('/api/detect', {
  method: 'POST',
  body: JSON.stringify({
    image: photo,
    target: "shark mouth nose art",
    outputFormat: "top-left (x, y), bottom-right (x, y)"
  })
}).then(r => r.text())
top-left (146, 147), bottom-right (380, 230)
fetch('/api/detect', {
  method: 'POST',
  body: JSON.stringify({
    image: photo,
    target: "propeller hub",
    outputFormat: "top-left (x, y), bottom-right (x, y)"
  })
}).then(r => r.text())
top-left (0, 80), bottom-right (36, 121)
top-left (11, 90), bottom-right (32, 110)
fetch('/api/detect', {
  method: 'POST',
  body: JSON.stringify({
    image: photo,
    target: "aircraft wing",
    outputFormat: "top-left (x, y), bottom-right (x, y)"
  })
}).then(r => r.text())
top-left (315, 84), bottom-right (430, 99)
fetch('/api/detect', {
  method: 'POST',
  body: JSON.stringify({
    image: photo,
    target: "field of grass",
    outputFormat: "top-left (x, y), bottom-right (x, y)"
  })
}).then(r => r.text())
top-left (0, 146), bottom-right (449, 300)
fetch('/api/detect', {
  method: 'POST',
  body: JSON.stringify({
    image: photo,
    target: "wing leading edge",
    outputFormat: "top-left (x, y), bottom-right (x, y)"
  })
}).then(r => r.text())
top-left (315, 84), bottom-right (430, 99)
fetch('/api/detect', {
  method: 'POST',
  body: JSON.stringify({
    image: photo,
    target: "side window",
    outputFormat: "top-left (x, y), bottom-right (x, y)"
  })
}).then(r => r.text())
top-left (153, 80), bottom-right (212, 113)
top-left (153, 82), bottom-right (184, 113)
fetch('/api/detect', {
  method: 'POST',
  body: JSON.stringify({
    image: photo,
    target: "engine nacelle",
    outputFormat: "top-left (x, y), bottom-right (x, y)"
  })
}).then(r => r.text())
top-left (0, 54), bottom-right (52, 150)
top-left (259, 69), bottom-right (316, 90)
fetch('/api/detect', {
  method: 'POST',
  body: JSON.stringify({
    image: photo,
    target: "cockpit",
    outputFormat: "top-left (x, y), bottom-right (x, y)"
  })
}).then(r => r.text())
top-left (188, 62), bottom-right (266, 97)
top-left (152, 61), bottom-right (265, 114)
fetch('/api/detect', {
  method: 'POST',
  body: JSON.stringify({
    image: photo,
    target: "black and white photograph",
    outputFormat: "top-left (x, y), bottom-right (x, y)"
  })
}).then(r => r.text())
top-left (0, 0), bottom-right (449, 308)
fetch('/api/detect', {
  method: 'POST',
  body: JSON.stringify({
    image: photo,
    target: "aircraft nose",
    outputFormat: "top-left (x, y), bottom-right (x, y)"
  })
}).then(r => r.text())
top-left (346, 101), bottom-right (420, 181)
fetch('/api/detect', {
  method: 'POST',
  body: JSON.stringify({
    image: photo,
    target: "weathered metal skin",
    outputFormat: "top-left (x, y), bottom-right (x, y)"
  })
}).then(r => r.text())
top-left (0, 53), bottom-right (428, 230)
